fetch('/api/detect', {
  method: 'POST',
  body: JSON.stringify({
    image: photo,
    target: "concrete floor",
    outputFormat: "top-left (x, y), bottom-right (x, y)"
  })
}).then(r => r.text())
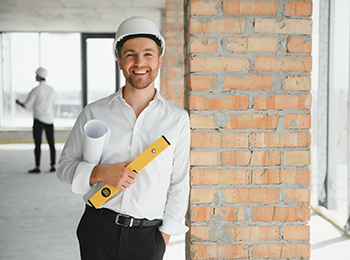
top-left (0, 143), bottom-right (349, 259)
top-left (0, 143), bottom-right (185, 260)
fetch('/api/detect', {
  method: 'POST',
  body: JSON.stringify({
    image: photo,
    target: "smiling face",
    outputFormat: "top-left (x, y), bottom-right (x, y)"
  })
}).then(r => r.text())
top-left (117, 37), bottom-right (162, 91)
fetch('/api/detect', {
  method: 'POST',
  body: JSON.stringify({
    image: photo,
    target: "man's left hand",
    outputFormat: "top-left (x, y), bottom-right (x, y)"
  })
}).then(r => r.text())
top-left (160, 232), bottom-right (171, 246)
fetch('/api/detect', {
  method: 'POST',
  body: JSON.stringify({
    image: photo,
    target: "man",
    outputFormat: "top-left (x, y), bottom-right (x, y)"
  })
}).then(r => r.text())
top-left (16, 67), bottom-right (56, 173)
top-left (57, 16), bottom-right (190, 260)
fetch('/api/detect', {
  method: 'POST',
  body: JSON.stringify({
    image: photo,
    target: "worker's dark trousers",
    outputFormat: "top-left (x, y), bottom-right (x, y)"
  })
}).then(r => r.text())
top-left (77, 206), bottom-right (166, 260)
top-left (33, 119), bottom-right (56, 167)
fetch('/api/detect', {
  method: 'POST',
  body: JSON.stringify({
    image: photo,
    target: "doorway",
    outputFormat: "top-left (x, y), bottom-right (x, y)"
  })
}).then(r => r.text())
top-left (81, 33), bottom-right (120, 107)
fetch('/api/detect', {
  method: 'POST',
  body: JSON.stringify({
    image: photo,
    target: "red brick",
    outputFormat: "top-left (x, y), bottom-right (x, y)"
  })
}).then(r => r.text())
top-left (253, 94), bottom-right (311, 110)
top-left (284, 151), bottom-right (311, 166)
top-left (286, 1), bottom-right (313, 17)
top-left (222, 188), bottom-right (279, 204)
top-left (222, 114), bottom-right (279, 129)
top-left (254, 206), bottom-right (311, 222)
top-left (191, 132), bottom-right (249, 148)
top-left (284, 76), bottom-right (311, 90)
top-left (254, 56), bottom-right (312, 72)
top-left (224, 75), bottom-right (276, 90)
top-left (283, 225), bottom-right (310, 240)
top-left (191, 206), bottom-right (214, 222)
top-left (255, 19), bottom-right (312, 34)
top-left (190, 0), bottom-right (219, 16)
top-left (287, 37), bottom-right (312, 53)
top-left (222, 150), bottom-right (281, 167)
top-left (190, 56), bottom-right (249, 72)
top-left (190, 151), bottom-right (218, 166)
top-left (189, 95), bottom-right (249, 110)
top-left (284, 114), bottom-right (311, 129)
top-left (191, 188), bottom-right (217, 203)
top-left (190, 114), bottom-right (216, 129)
top-left (190, 244), bottom-right (249, 259)
top-left (215, 206), bottom-right (246, 221)
top-left (252, 243), bottom-right (310, 258)
top-left (252, 132), bottom-right (311, 148)
top-left (191, 169), bottom-right (249, 185)
top-left (279, 169), bottom-right (310, 184)
top-left (284, 188), bottom-right (310, 204)
top-left (223, 0), bottom-right (278, 15)
top-left (190, 17), bottom-right (246, 34)
top-left (191, 226), bottom-right (210, 241)
top-left (229, 225), bottom-right (279, 241)
top-left (226, 37), bottom-right (278, 52)
top-left (189, 75), bottom-right (217, 91)
top-left (252, 169), bottom-right (310, 185)
top-left (190, 37), bottom-right (218, 53)
top-left (221, 150), bottom-right (252, 166)
top-left (251, 150), bottom-right (281, 166)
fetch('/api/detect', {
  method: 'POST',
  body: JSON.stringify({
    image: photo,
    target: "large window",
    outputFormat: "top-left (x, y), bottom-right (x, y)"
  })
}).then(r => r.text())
top-left (1, 32), bottom-right (82, 128)
top-left (311, 0), bottom-right (350, 223)
top-left (86, 38), bottom-right (116, 104)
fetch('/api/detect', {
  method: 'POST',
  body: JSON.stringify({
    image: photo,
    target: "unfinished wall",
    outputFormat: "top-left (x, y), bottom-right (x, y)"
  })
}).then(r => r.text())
top-left (184, 0), bottom-right (312, 259)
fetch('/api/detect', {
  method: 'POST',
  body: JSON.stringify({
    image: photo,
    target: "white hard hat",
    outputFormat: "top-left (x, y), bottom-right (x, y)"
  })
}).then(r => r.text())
top-left (35, 67), bottom-right (47, 79)
top-left (113, 16), bottom-right (165, 59)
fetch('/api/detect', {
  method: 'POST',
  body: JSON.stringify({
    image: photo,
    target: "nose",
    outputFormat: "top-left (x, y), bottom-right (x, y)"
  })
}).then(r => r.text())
top-left (134, 54), bottom-right (144, 66)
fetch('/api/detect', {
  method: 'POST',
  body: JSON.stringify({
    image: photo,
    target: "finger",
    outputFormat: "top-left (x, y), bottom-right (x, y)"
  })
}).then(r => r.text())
top-left (125, 178), bottom-right (136, 185)
top-left (120, 162), bottom-right (131, 168)
top-left (126, 173), bottom-right (137, 182)
top-left (128, 170), bottom-right (138, 179)
top-left (118, 185), bottom-right (127, 191)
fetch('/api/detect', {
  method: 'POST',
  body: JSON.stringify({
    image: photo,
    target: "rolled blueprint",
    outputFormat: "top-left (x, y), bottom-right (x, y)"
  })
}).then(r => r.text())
top-left (83, 119), bottom-right (109, 164)
top-left (82, 119), bottom-right (109, 206)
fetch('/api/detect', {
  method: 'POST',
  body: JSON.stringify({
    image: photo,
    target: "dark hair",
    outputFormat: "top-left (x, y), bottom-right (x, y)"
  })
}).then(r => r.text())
top-left (116, 34), bottom-right (162, 57)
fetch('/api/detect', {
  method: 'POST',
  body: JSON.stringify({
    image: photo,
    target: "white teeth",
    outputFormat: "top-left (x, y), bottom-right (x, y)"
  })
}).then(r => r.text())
top-left (134, 71), bottom-right (147, 75)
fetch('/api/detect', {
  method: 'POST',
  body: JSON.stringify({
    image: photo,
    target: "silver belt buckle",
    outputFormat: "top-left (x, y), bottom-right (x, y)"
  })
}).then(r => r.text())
top-left (115, 214), bottom-right (134, 227)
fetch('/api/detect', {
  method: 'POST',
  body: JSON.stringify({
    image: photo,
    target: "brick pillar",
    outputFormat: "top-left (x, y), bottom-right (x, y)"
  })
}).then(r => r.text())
top-left (161, 0), bottom-right (185, 107)
top-left (184, 1), bottom-right (312, 259)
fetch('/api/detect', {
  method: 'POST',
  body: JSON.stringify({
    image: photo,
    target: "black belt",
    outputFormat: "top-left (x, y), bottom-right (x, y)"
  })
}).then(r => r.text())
top-left (86, 205), bottom-right (162, 228)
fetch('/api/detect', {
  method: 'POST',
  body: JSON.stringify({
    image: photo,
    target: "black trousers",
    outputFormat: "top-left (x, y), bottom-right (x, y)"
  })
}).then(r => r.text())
top-left (33, 119), bottom-right (56, 167)
top-left (77, 206), bottom-right (166, 260)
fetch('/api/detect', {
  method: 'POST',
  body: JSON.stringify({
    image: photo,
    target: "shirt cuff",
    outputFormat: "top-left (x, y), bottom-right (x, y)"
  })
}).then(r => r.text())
top-left (71, 161), bottom-right (96, 194)
top-left (158, 212), bottom-right (189, 236)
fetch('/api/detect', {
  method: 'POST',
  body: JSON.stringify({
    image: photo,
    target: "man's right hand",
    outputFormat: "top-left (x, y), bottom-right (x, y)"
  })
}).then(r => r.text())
top-left (90, 162), bottom-right (138, 191)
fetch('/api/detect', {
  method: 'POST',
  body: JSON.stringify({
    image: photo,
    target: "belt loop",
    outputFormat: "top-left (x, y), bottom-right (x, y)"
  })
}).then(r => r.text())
top-left (98, 208), bottom-right (104, 219)
top-left (139, 219), bottom-right (144, 229)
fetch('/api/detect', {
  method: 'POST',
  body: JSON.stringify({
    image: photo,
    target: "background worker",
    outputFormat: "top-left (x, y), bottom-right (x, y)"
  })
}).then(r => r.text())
top-left (16, 67), bottom-right (56, 173)
top-left (56, 16), bottom-right (190, 260)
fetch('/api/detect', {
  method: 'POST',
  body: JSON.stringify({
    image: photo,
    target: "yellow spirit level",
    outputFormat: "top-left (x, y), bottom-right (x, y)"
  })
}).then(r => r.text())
top-left (86, 135), bottom-right (170, 209)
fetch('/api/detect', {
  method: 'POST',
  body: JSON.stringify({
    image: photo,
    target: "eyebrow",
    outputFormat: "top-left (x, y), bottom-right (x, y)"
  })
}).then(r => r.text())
top-left (122, 48), bottom-right (157, 54)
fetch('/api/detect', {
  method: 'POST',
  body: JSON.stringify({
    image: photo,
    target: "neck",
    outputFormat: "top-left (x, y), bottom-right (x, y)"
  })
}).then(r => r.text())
top-left (123, 84), bottom-right (156, 118)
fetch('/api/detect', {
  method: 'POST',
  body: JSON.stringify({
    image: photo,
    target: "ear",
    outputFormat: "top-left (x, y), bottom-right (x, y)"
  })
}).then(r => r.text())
top-left (158, 55), bottom-right (163, 70)
top-left (117, 57), bottom-right (123, 70)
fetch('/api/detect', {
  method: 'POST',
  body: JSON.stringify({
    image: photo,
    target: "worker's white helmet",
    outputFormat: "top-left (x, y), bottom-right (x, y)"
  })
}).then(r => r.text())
top-left (35, 67), bottom-right (47, 79)
top-left (113, 16), bottom-right (165, 59)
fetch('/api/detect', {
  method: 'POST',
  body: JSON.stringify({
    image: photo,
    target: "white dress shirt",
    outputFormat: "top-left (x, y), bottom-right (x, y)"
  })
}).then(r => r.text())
top-left (57, 87), bottom-right (190, 235)
top-left (24, 81), bottom-right (55, 124)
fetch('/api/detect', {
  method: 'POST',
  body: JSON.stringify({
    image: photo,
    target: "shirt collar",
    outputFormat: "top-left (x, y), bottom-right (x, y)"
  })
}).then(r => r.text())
top-left (109, 86), bottom-right (167, 108)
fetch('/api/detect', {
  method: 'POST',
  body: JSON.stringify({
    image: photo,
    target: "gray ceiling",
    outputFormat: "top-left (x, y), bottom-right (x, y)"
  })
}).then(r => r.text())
top-left (0, 0), bottom-right (166, 32)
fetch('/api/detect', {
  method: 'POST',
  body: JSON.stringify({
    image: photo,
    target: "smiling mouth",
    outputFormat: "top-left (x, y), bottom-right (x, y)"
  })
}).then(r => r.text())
top-left (133, 70), bottom-right (148, 75)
